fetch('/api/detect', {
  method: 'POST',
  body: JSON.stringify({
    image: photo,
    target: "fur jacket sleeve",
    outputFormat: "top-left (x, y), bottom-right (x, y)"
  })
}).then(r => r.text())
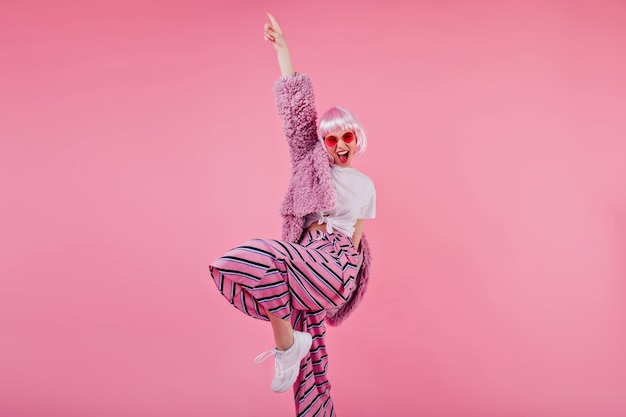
top-left (273, 73), bottom-right (373, 326)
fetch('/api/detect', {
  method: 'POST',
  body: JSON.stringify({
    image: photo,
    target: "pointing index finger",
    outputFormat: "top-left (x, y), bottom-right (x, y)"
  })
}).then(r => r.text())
top-left (267, 12), bottom-right (281, 30)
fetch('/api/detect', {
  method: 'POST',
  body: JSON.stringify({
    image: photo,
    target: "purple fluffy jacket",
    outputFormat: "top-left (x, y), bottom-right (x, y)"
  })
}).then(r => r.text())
top-left (273, 73), bottom-right (372, 327)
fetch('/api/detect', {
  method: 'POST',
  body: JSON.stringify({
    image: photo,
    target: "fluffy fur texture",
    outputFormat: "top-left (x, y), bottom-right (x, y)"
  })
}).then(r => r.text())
top-left (273, 73), bottom-right (372, 326)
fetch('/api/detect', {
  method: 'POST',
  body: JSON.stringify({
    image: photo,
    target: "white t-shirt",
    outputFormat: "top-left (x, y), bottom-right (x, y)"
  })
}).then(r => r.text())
top-left (304, 165), bottom-right (376, 237)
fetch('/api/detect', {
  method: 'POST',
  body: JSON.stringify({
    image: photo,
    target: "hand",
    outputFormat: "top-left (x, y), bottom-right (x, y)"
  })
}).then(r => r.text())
top-left (264, 12), bottom-right (288, 51)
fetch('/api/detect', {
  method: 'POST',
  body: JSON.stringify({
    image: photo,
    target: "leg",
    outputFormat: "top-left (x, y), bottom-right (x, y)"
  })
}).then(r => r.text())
top-left (267, 310), bottom-right (294, 351)
top-left (209, 234), bottom-right (359, 323)
top-left (292, 310), bottom-right (335, 416)
top-left (210, 232), bottom-right (356, 397)
top-left (255, 309), bottom-right (312, 393)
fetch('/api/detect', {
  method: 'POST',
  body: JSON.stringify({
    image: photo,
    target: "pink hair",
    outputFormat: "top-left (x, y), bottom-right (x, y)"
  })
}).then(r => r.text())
top-left (317, 106), bottom-right (368, 156)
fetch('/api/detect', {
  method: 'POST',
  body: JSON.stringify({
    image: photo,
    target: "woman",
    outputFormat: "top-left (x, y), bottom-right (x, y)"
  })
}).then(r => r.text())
top-left (209, 13), bottom-right (376, 416)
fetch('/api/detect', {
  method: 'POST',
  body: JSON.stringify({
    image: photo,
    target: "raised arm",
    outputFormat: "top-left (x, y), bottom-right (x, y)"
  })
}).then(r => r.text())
top-left (264, 13), bottom-right (295, 77)
top-left (265, 13), bottom-right (319, 155)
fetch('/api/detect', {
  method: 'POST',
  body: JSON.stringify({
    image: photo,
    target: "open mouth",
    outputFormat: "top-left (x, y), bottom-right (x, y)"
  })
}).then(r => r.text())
top-left (337, 149), bottom-right (349, 164)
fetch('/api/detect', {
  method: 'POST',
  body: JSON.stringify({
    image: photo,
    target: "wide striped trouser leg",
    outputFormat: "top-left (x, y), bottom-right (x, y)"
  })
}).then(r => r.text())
top-left (291, 309), bottom-right (336, 417)
top-left (209, 230), bottom-right (360, 322)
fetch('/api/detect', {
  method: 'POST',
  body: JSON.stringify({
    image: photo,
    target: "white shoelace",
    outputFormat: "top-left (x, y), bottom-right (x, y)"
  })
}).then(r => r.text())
top-left (253, 349), bottom-right (285, 378)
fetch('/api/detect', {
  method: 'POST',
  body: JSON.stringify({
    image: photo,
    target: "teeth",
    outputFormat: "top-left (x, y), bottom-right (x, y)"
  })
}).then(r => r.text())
top-left (338, 150), bottom-right (348, 155)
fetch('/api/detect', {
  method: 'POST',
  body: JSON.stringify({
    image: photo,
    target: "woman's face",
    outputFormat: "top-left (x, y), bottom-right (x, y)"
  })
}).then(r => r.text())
top-left (324, 130), bottom-right (357, 167)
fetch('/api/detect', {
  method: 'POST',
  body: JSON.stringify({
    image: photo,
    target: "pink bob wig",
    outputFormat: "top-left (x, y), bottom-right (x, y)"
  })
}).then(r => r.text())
top-left (317, 106), bottom-right (368, 156)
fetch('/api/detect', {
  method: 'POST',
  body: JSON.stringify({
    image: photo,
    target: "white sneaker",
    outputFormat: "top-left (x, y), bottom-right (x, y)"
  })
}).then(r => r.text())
top-left (253, 331), bottom-right (313, 393)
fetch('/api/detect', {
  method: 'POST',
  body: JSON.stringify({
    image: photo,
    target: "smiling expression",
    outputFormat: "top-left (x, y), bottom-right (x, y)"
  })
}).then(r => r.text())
top-left (324, 130), bottom-right (357, 167)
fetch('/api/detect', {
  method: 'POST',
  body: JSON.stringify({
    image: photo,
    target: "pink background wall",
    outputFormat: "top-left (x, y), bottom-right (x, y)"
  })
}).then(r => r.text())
top-left (2, 1), bottom-right (625, 416)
